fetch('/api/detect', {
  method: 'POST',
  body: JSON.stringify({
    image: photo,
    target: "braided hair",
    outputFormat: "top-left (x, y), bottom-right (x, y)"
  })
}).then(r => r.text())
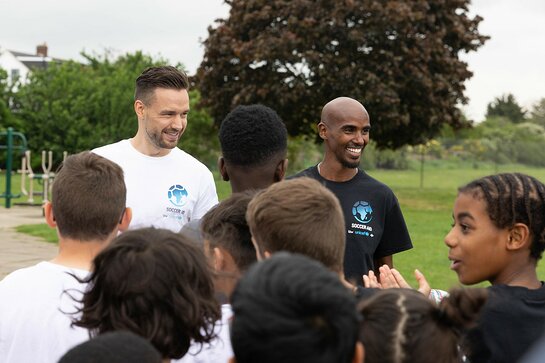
top-left (459, 173), bottom-right (545, 260)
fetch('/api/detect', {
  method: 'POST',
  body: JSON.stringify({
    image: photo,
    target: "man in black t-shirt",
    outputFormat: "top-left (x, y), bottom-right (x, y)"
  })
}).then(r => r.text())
top-left (292, 97), bottom-right (412, 283)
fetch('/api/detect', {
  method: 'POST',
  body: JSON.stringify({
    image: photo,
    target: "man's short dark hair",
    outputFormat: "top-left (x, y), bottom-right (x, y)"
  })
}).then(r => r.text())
top-left (73, 228), bottom-right (221, 360)
top-left (135, 66), bottom-right (189, 105)
top-left (230, 252), bottom-right (360, 363)
top-left (219, 104), bottom-right (287, 166)
top-left (201, 191), bottom-right (257, 272)
top-left (52, 151), bottom-right (126, 241)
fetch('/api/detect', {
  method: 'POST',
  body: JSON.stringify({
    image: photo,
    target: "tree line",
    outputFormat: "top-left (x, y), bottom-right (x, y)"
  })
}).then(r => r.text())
top-left (2, 0), bottom-right (542, 170)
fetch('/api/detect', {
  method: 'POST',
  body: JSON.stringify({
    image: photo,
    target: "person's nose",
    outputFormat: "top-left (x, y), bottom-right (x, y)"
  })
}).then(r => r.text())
top-left (444, 227), bottom-right (456, 248)
top-left (354, 132), bottom-right (365, 145)
top-left (172, 114), bottom-right (185, 130)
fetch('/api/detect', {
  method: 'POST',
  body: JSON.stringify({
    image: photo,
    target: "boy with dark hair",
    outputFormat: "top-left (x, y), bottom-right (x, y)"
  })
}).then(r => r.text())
top-left (229, 252), bottom-right (364, 363)
top-left (201, 191), bottom-right (257, 293)
top-left (181, 103), bottom-right (288, 242)
top-left (73, 228), bottom-right (221, 361)
top-left (0, 152), bottom-right (131, 363)
top-left (181, 191), bottom-right (257, 363)
top-left (218, 104), bottom-right (288, 193)
top-left (246, 177), bottom-right (346, 275)
top-left (94, 65), bottom-right (218, 232)
top-left (58, 331), bottom-right (162, 363)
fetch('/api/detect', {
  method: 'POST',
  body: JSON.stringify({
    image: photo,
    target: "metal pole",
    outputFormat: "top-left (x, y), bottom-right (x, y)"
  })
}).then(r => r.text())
top-left (5, 127), bottom-right (13, 208)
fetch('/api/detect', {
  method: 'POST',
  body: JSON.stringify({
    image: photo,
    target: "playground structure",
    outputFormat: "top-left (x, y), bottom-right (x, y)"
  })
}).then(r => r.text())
top-left (19, 150), bottom-right (67, 205)
top-left (1, 127), bottom-right (66, 208)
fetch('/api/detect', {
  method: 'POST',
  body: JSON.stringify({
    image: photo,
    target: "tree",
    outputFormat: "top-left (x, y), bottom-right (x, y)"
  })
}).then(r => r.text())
top-left (529, 98), bottom-right (545, 127)
top-left (12, 52), bottom-right (164, 166)
top-left (485, 93), bottom-right (526, 123)
top-left (196, 0), bottom-right (488, 148)
top-left (0, 68), bottom-right (21, 130)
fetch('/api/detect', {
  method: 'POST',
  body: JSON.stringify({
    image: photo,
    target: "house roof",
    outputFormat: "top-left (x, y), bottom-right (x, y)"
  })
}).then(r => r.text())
top-left (7, 49), bottom-right (63, 70)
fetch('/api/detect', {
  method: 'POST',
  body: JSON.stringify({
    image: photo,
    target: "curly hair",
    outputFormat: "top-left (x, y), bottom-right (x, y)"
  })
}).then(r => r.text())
top-left (72, 228), bottom-right (221, 359)
top-left (358, 288), bottom-right (487, 363)
top-left (219, 104), bottom-right (287, 167)
top-left (459, 173), bottom-right (545, 259)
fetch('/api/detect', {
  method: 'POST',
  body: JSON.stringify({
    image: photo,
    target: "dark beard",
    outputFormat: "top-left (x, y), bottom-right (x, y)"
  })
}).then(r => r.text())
top-left (340, 159), bottom-right (360, 169)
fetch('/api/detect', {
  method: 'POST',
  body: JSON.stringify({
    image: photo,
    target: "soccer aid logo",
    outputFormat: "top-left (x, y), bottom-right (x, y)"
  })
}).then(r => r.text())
top-left (352, 201), bottom-right (373, 224)
top-left (168, 185), bottom-right (188, 207)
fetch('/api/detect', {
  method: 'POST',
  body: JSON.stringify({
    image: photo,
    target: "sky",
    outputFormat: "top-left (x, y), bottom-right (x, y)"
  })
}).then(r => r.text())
top-left (1, 0), bottom-right (544, 122)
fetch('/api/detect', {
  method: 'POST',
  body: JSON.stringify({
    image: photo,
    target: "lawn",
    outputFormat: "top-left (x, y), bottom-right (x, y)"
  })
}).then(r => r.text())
top-left (369, 163), bottom-right (545, 291)
top-left (3, 162), bottom-right (545, 291)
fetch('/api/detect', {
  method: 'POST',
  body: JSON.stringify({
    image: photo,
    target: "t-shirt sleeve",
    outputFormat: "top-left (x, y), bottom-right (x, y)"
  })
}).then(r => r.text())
top-left (192, 170), bottom-right (219, 220)
top-left (373, 193), bottom-right (413, 258)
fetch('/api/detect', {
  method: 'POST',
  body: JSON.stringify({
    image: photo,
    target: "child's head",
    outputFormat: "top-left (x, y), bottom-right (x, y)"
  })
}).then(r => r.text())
top-left (219, 104), bottom-right (287, 168)
top-left (201, 191), bottom-right (257, 273)
top-left (73, 228), bottom-right (221, 360)
top-left (218, 104), bottom-right (288, 191)
top-left (358, 288), bottom-right (487, 363)
top-left (50, 151), bottom-right (127, 241)
top-left (230, 252), bottom-right (362, 363)
top-left (246, 177), bottom-right (346, 273)
top-left (58, 331), bottom-right (162, 363)
top-left (446, 173), bottom-right (545, 285)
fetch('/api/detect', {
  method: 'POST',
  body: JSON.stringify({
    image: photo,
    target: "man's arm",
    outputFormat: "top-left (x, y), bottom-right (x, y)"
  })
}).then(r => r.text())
top-left (373, 255), bottom-right (392, 275)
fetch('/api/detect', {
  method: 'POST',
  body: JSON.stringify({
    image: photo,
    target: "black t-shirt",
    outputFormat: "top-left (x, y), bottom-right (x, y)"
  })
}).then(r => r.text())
top-left (291, 166), bottom-right (412, 283)
top-left (466, 283), bottom-right (545, 363)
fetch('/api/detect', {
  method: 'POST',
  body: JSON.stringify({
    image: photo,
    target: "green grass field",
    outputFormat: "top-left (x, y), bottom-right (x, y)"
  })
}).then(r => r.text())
top-left (3, 162), bottom-right (545, 290)
top-left (368, 163), bottom-right (545, 290)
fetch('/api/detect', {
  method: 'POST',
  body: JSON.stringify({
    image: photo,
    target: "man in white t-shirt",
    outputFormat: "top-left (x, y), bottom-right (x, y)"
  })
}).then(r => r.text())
top-left (93, 66), bottom-right (218, 232)
top-left (0, 152), bottom-right (131, 363)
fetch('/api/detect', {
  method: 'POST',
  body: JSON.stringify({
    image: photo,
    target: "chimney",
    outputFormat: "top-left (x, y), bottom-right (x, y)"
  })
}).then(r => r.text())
top-left (36, 43), bottom-right (48, 57)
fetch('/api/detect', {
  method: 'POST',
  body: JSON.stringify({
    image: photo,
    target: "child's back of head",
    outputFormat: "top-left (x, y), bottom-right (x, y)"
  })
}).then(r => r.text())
top-left (246, 177), bottom-right (346, 273)
top-left (201, 190), bottom-right (257, 274)
top-left (73, 228), bottom-right (221, 360)
top-left (230, 252), bottom-right (362, 363)
top-left (52, 151), bottom-right (127, 241)
top-left (358, 288), bottom-right (487, 363)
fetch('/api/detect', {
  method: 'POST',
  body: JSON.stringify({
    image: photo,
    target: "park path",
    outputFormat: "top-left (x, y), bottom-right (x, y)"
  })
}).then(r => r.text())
top-left (0, 206), bottom-right (57, 279)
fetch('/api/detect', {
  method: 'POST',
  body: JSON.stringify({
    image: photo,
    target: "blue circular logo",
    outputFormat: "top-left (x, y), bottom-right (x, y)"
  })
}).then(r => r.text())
top-left (352, 201), bottom-right (372, 223)
top-left (168, 185), bottom-right (188, 207)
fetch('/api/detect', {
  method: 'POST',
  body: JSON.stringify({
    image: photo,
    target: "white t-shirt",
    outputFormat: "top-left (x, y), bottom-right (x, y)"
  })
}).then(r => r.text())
top-left (93, 139), bottom-right (218, 232)
top-left (0, 262), bottom-right (90, 363)
top-left (177, 304), bottom-right (234, 363)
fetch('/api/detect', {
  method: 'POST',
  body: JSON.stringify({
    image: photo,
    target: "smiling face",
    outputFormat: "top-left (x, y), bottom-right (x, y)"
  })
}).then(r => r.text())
top-left (136, 87), bottom-right (189, 156)
top-left (444, 192), bottom-right (511, 285)
top-left (320, 98), bottom-right (370, 169)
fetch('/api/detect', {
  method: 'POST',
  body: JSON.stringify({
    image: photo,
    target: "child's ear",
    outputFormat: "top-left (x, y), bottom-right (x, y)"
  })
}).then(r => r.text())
top-left (213, 247), bottom-right (226, 272)
top-left (506, 223), bottom-right (530, 251)
top-left (218, 156), bottom-right (229, 181)
top-left (353, 341), bottom-right (365, 363)
top-left (118, 207), bottom-right (132, 232)
top-left (44, 202), bottom-right (56, 228)
top-left (275, 159), bottom-right (288, 182)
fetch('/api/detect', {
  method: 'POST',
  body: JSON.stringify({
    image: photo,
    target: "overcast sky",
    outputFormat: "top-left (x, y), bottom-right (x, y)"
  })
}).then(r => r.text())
top-left (1, 0), bottom-right (544, 122)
